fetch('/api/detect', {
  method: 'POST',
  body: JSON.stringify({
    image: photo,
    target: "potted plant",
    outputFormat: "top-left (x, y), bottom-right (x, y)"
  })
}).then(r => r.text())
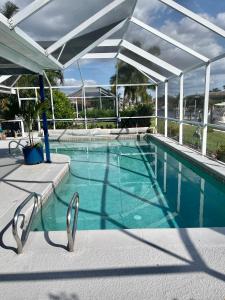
top-left (20, 100), bottom-right (47, 165)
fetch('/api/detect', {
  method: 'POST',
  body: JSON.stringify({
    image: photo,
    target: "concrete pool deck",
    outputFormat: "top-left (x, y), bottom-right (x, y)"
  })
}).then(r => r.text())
top-left (0, 227), bottom-right (225, 299)
top-left (0, 137), bottom-right (225, 299)
top-left (0, 139), bottom-right (70, 228)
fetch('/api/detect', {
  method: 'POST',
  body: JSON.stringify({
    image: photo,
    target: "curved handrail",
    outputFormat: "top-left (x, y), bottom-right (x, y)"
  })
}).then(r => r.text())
top-left (12, 193), bottom-right (38, 254)
top-left (66, 192), bottom-right (79, 252)
top-left (8, 139), bottom-right (25, 155)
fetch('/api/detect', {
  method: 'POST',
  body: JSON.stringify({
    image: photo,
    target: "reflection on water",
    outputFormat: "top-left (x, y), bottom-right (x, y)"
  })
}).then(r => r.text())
top-left (32, 138), bottom-right (225, 231)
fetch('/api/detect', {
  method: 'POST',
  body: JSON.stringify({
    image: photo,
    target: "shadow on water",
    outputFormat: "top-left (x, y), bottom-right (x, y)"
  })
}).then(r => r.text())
top-left (49, 293), bottom-right (79, 300)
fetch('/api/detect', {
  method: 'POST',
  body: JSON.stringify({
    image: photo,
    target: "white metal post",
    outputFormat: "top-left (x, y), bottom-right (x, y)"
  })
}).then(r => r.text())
top-left (99, 87), bottom-right (102, 109)
top-left (155, 85), bottom-right (158, 131)
top-left (83, 86), bottom-right (87, 130)
top-left (179, 74), bottom-right (184, 144)
top-left (20, 119), bottom-right (25, 137)
top-left (50, 87), bottom-right (56, 130)
top-left (202, 63), bottom-right (211, 156)
top-left (116, 85), bottom-right (119, 128)
top-left (35, 88), bottom-right (41, 132)
top-left (165, 81), bottom-right (168, 137)
top-left (76, 100), bottom-right (79, 119)
top-left (16, 88), bottom-right (21, 108)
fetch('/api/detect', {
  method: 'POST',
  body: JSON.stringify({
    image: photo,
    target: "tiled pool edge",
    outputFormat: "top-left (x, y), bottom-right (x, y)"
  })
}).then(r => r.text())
top-left (48, 133), bottom-right (146, 142)
top-left (148, 134), bottom-right (225, 184)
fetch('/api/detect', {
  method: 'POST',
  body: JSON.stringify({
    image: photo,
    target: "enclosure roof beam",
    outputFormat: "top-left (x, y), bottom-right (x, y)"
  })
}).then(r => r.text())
top-left (117, 53), bottom-right (166, 82)
top-left (0, 13), bottom-right (63, 71)
top-left (64, 19), bottom-right (127, 69)
top-left (121, 40), bottom-right (182, 76)
top-left (0, 42), bottom-right (43, 74)
top-left (43, 71), bottom-right (52, 87)
top-left (159, 0), bottom-right (225, 39)
top-left (131, 17), bottom-right (209, 62)
top-left (82, 53), bottom-right (117, 59)
top-left (9, 0), bottom-right (54, 28)
top-left (98, 39), bottom-right (121, 47)
top-left (0, 75), bottom-right (11, 84)
top-left (46, 0), bottom-right (126, 55)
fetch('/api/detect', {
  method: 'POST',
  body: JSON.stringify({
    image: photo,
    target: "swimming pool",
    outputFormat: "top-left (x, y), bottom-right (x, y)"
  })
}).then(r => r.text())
top-left (32, 137), bottom-right (225, 231)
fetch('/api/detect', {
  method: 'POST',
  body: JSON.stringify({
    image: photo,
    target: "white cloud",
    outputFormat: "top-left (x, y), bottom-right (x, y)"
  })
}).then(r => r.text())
top-left (62, 78), bottom-right (97, 87)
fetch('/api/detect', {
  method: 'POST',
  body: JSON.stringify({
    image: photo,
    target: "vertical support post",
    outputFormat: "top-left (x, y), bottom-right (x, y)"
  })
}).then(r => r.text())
top-left (35, 88), bottom-right (41, 132)
top-left (116, 85), bottom-right (119, 128)
top-left (179, 74), bottom-right (184, 145)
top-left (83, 86), bottom-right (87, 130)
top-left (16, 88), bottom-right (21, 108)
top-left (155, 85), bottom-right (158, 132)
top-left (99, 87), bottom-right (102, 110)
top-left (20, 120), bottom-right (25, 137)
top-left (76, 99), bottom-right (79, 119)
top-left (39, 74), bottom-right (51, 163)
top-left (202, 63), bottom-right (211, 156)
top-left (50, 87), bottom-right (56, 130)
top-left (116, 60), bottom-right (119, 128)
top-left (164, 81), bottom-right (168, 137)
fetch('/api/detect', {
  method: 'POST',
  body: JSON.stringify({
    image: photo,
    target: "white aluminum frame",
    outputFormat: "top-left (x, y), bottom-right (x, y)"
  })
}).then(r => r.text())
top-left (46, 0), bottom-right (126, 55)
top-left (131, 17), bottom-right (209, 63)
top-left (164, 81), bottom-right (168, 137)
top-left (9, 0), bottom-right (53, 28)
top-left (202, 63), bottom-right (211, 156)
top-left (179, 73), bottom-right (184, 145)
top-left (82, 53), bottom-right (117, 59)
top-left (117, 53), bottom-right (166, 82)
top-left (121, 40), bottom-right (182, 76)
top-left (159, 0), bottom-right (225, 38)
top-left (64, 19), bottom-right (127, 69)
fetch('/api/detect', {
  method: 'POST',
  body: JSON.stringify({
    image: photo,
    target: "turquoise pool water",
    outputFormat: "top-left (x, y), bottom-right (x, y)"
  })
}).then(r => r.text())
top-left (32, 137), bottom-right (225, 231)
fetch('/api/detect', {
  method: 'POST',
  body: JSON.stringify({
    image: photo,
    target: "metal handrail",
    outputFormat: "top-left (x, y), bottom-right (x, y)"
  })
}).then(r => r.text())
top-left (66, 192), bottom-right (79, 252)
top-left (8, 139), bottom-right (25, 155)
top-left (12, 193), bottom-right (38, 254)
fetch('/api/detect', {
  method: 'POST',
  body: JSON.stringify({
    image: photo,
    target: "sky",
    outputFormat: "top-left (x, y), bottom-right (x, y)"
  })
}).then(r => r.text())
top-left (1, 0), bottom-right (225, 94)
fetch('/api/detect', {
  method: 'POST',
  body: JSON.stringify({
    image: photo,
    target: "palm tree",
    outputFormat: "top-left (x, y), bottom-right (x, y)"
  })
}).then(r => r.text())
top-left (110, 42), bottom-right (160, 108)
top-left (1, 1), bottom-right (19, 18)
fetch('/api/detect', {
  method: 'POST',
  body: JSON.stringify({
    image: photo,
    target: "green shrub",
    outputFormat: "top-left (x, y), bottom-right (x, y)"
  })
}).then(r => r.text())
top-left (216, 144), bottom-right (225, 162)
top-left (80, 109), bottom-right (115, 119)
top-left (120, 103), bottom-right (154, 128)
top-left (168, 122), bottom-right (179, 137)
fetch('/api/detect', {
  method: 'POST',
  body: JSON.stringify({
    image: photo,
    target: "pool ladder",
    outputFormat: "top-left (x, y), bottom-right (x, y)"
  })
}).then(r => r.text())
top-left (8, 139), bottom-right (25, 155)
top-left (67, 192), bottom-right (80, 252)
top-left (12, 192), bottom-right (79, 254)
top-left (12, 192), bottom-right (38, 254)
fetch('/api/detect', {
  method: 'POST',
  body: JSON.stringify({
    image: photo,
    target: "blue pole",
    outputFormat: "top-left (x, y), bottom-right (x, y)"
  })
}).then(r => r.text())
top-left (39, 74), bottom-right (51, 163)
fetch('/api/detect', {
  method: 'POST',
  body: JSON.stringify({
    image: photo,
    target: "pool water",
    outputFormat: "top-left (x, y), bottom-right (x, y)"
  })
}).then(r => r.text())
top-left (32, 138), bottom-right (225, 231)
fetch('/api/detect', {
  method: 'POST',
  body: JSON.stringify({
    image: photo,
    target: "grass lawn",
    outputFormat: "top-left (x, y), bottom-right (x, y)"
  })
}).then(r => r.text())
top-left (157, 119), bottom-right (225, 156)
